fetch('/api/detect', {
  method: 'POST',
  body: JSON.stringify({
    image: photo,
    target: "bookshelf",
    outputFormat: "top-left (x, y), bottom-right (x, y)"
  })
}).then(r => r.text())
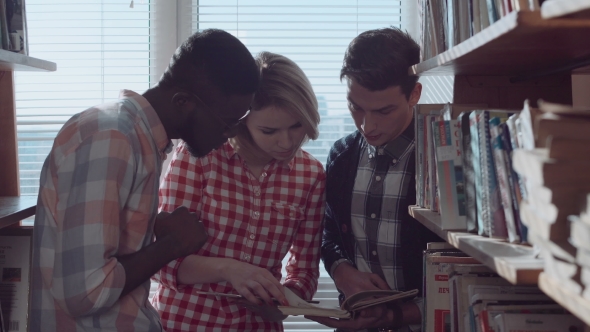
top-left (0, 49), bottom-right (55, 227)
top-left (411, 2), bottom-right (590, 327)
top-left (409, 206), bottom-right (542, 285)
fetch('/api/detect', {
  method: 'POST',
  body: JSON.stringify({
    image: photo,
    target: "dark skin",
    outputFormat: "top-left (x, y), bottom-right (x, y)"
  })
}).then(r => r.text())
top-left (115, 83), bottom-right (254, 298)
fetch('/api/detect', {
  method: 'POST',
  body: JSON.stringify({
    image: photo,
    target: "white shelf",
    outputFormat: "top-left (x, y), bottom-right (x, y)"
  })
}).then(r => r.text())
top-left (538, 272), bottom-right (590, 326)
top-left (541, 0), bottom-right (590, 19)
top-left (0, 49), bottom-right (56, 72)
top-left (409, 206), bottom-right (543, 285)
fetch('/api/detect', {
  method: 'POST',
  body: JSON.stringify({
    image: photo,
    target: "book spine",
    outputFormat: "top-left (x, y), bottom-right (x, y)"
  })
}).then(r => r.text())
top-left (428, 115), bottom-right (439, 212)
top-left (417, 112), bottom-right (425, 207)
top-left (499, 122), bottom-right (524, 242)
top-left (479, 111), bottom-right (507, 239)
top-left (490, 117), bottom-right (520, 243)
top-left (434, 120), bottom-right (467, 230)
top-left (460, 111), bottom-right (478, 233)
top-left (470, 111), bottom-right (488, 236)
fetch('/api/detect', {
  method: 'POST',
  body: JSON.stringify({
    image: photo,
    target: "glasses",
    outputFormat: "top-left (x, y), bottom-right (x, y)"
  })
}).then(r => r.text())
top-left (187, 91), bottom-right (250, 131)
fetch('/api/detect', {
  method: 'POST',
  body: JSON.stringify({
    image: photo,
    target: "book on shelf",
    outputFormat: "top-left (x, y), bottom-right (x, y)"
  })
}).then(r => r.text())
top-left (493, 313), bottom-right (585, 332)
top-left (490, 117), bottom-right (520, 243)
top-left (458, 111), bottom-right (478, 233)
top-left (0, 227), bottom-right (33, 332)
top-left (512, 149), bottom-right (590, 187)
top-left (422, 248), bottom-right (479, 332)
top-left (1, 0), bottom-right (27, 54)
top-left (448, 264), bottom-right (503, 332)
top-left (198, 288), bottom-right (419, 319)
top-left (432, 119), bottom-right (467, 230)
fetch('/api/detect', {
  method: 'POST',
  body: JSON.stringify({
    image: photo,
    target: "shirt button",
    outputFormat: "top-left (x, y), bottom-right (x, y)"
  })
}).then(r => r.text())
top-left (249, 234), bottom-right (255, 240)
top-left (369, 154), bottom-right (374, 159)
top-left (253, 211), bottom-right (260, 218)
top-left (371, 213), bottom-right (376, 218)
top-left (254, 190), bottom-right (261, 197)
top-left (261, 172), bottom-right (267, 177)
top-left (372, 250), bottom-right (377, 256)
top-left (244, 254), bottom-right (251, 261)
top-left (392, 158), bottom-right (398, 164)
top-left (375, 176), bottom-right (382, 181)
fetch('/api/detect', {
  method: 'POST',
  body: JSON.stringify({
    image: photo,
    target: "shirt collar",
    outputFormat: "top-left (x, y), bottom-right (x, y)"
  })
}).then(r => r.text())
top-left (367, 118), bottom-right (415, 160)
top-left (223, 142), bottom-right (297, 171)
top-left (119, 89), bottom-right (172, 156)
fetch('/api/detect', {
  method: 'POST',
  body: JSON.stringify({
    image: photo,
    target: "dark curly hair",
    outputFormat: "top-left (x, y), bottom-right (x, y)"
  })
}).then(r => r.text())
top-left (159, 29), bottom-right (259, 96)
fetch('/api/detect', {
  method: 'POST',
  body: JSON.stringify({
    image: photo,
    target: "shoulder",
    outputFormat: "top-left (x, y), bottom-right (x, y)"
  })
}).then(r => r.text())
top-left (326, 131), bottom-right (363, 167)
top-left (297, 150), bottom-right (326, 177)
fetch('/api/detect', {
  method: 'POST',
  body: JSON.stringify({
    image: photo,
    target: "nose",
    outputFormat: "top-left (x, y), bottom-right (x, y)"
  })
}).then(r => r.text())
top-left (277, 131), bottom-right (294, 150)
top-left (361, 112), bottom-right (377, 134)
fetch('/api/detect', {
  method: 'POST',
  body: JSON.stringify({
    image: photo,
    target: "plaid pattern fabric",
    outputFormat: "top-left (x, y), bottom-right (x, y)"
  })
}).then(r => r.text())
top-left (30, 90), bottom-right (171, 332)
top-left (350, 120), bottom-right (415, 291)
top-left (151, 141), bottom-right (325, 331)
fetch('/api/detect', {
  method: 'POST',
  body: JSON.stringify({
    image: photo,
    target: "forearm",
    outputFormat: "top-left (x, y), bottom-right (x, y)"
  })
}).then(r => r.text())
top-left (177, 255), bottom-right (235, 285)
top-left (117, 235), bottom-right (182, 297)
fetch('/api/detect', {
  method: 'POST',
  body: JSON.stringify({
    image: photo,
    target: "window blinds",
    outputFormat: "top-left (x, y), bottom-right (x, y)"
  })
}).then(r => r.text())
top-left (15, 1), bottom-right (151, 195)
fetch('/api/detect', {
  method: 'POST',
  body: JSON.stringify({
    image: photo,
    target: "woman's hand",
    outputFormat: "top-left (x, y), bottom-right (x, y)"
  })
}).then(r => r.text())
top-left (225, 260), bottom-right (289, 306)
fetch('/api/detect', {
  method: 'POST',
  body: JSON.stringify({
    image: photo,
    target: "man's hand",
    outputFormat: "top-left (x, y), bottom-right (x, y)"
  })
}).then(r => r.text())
top-left (305, 304), bottom-right (400, 331)
top-left (154, 207), bottom-right (208, 258)
top-left (332, 262), bottom-right (390, 297)
top-left (224, 260), bottom-right (289, 306)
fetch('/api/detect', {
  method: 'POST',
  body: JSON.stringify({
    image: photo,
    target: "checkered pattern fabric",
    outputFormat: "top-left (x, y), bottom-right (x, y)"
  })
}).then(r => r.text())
top-left (151, 141), bottom-right (325, 331)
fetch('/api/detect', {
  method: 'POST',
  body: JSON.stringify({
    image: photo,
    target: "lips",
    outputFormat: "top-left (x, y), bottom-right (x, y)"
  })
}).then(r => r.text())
top-left (364, 133), bottom-right (381, 141)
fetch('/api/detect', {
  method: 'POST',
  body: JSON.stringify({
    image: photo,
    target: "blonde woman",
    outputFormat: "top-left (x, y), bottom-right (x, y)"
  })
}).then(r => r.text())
top-left (152, 52), bottom-right (325, 331)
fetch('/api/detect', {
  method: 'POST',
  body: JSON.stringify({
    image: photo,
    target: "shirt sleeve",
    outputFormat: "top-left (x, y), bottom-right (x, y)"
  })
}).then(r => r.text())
top-left (50, 130), bottom-right (133, 317)
top-left (152, 141), bottom-right (205, 291)
top-left (283, 168), bottom-right (326, 300)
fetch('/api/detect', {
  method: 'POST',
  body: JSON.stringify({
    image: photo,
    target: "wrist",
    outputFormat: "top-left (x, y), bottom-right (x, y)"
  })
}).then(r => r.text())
top-left (332, 260), bottom-right (353, 285)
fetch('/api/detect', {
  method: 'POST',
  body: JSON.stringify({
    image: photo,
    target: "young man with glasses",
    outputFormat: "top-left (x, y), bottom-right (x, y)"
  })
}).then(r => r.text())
top-left (308, 27), bottom-right (441, 332)
top-left (30, 29), bottom-right (260, 332)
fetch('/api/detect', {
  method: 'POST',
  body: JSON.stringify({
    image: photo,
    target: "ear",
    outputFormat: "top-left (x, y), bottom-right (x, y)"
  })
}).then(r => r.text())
top-left (171, 92), bottom-right (194, 110)
top-left (407, 82), bottom-right (422, 107)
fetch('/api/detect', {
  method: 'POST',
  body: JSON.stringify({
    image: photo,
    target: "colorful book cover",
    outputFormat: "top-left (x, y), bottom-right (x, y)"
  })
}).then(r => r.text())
top-left (416, 111), bottom-right (425, 207)
top-left (432, 120), bottom-right (466, 229)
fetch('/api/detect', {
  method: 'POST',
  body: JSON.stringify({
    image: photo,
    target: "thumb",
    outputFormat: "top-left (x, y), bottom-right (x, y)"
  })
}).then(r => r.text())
top-left (369, 274), bottom-right (390, 290)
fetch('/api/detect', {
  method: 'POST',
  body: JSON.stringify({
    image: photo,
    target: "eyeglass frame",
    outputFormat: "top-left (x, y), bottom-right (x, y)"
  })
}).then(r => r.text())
top-left (185, 91), bottom-right (251, 132)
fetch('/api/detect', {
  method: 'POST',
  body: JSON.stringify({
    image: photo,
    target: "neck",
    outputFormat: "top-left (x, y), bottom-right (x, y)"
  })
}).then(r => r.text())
top-left (142, 86), bottom-right (178, 139)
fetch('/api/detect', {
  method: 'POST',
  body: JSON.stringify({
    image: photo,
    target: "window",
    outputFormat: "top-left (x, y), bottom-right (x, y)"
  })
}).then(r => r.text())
top-left (15, 1), bottom-right (451, 330)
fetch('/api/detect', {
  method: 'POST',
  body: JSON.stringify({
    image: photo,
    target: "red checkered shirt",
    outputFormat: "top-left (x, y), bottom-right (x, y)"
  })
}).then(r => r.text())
top-left (151, 141), bottom-right (326, 331)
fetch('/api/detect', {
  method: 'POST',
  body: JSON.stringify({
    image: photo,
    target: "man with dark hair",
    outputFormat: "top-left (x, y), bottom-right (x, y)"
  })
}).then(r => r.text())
top-left (30, 29), bottom-right (259, 332)
top-left (308, 27), bottom-right (440, 332)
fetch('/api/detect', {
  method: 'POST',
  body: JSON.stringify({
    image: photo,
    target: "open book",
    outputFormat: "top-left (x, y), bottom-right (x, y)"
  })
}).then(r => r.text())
top-left (196, 288), bottom-right (418, 319)
top-left (278, 288), bottom-right (419, 319)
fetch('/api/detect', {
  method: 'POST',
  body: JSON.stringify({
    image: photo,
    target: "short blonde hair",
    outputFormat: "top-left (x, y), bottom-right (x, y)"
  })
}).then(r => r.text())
top-left (230, 52), bottom-right (319, 157)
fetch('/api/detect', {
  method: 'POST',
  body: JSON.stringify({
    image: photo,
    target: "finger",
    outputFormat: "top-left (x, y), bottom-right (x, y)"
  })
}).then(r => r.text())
top-left (368, 274), bottom-right (390, 290)
top-left (248, 280), bottom-right (276, 305)
top-left (234, 285), bottom-right (262, 305)
top-left (258, 279), bottom-right (288, 306)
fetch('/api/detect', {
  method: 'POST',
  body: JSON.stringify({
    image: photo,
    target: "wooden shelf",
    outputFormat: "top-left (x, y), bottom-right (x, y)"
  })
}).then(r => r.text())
top-left (410, 11), bottom-right (590, 77)
top-left (0, 49), bottom-right (56, 72)
top-left (538, 272), bottom-right (590, 326)
top-left (541, 0), bottom-right (590, 20)
top-left (409, 206), bottom-right (543, 285)
top-left (0, 196), bottom-right (37, 229)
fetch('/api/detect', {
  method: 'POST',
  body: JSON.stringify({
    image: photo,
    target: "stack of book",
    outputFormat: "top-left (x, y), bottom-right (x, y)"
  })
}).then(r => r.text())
top-left (422, 242), bottom-right (583, 332)
top-left (512, 101), bottom-right (590, 296)
top-left (418, 0), bottom-right (547, 60)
